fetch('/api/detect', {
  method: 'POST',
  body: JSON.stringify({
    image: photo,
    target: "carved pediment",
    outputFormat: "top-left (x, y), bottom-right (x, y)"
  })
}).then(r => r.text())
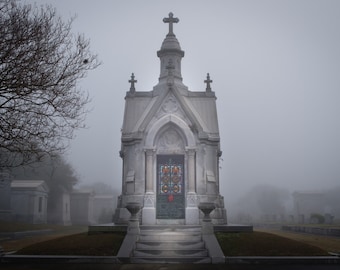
top-left (158, 128), bottom-right (184, 152)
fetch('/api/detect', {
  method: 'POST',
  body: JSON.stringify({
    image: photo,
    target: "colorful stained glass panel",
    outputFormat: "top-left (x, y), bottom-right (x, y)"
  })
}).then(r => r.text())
top-left (159, 163), bottom-right (182, 194)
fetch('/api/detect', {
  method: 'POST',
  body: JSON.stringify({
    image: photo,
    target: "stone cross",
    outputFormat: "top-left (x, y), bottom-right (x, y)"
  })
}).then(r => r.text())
top-left (129, 73), bottom-right (137, 92)
top-left (163, 12), bottom-right (179, 35)
top-left (204, 73), bottom-right (213, 92)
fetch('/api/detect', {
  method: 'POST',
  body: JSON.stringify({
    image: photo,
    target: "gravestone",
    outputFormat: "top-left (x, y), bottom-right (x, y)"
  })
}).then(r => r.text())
top-left (114, 13), bottom-right (227, 225)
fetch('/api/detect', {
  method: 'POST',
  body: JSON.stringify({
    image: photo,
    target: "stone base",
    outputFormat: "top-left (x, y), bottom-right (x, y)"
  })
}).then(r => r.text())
top-left (113, 207), bottom-right (130, 224)
top-left (127, 220), bottom-right (140, 234)
top-left (113, 193), bottom-right (228, 225)
top-left (156, 219), bottom-right (185, 225)
top-left (142, 207), bottom-right (156, 225)
top-left (88, 223), bottom-right (253, 234)
top-left (185, 207), bottom-right (199, 225)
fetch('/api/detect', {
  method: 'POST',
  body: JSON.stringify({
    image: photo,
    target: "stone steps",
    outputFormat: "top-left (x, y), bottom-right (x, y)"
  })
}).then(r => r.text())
top-left (138, 231), bottom-right (202, 242)
top-left (131, 226), bottom-right (211, 263)
top-left (136, 241), bottom-right (205, 250)
top-left (134, 249), bottom-right (208, 257)
top-left (131, 256), bottom-right (211, 264)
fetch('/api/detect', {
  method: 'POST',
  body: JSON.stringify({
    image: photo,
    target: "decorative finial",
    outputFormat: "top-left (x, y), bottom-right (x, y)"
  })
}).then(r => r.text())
top-left (163, 12), bottom-right (179, 35)
top-left (129, 73), bottom-right (137, 92)
top-left (204, 73), bottom-right (213, 92)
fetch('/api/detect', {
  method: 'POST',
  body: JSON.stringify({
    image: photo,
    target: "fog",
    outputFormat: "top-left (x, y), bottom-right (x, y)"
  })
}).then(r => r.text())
top-left (29, 0), bottom-right (340, 215)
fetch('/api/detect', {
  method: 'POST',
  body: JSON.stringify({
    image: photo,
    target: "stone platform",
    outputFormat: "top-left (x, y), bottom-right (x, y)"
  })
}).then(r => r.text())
top-left (88, 223), bottom-right (253, 234)
top-left (88, 223), bottom-right (252, 263)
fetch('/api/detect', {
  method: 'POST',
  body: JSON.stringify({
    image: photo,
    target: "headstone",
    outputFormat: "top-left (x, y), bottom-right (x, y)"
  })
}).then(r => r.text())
top-left (114, 13), bottom-right (227, 225)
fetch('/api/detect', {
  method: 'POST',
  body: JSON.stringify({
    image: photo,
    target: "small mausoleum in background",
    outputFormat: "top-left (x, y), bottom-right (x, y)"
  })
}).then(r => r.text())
top-left (11, 180), bottom-right (49, 224)
top-left (114, 13), bottom-right (227, 225)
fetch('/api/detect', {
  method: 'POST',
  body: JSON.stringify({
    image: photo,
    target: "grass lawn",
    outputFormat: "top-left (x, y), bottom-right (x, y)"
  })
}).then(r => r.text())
top-left (258, 228), bottom-right (340, 254)
top-left (13, 230), bottom-right (332, 257)
top-left (0, 220), bottom-right (86, 233)
top-left (15, 232), bottom-right (125, 256)
top-left (2, 220), bottom-right (337, 257)
top-left (215, 231), bottom-right (329, 256)
top-left (0, 221), bottom-right (69, 232)
top-left (0, 221), bottom-right (87, 253)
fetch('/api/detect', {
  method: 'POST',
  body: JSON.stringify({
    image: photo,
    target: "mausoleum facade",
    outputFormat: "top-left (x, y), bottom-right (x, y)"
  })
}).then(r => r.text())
top-left (114, 13), bottom-right (227, 225)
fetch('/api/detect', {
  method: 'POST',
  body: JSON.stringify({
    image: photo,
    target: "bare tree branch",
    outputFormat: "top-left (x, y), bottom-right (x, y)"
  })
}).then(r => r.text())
top-left (0, 0), bottom-right (100, 168)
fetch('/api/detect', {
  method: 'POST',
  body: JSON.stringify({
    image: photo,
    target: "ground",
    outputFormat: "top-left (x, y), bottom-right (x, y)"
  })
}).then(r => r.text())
top-left (1, 221), bottom-right (340, 256)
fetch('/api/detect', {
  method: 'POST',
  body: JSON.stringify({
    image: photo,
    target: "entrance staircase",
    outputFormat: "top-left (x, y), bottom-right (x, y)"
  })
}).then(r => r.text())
top-left (131, 226), bottom-right (211, 263)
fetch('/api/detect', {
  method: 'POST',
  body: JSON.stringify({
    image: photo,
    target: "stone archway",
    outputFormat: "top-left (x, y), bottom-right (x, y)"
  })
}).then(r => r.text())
top-left (154, 125), bottom-right (186, 221)
top-left (145, 114), bottom-right (195, 149)
top-left (143, 116), bottom-right (198, 225)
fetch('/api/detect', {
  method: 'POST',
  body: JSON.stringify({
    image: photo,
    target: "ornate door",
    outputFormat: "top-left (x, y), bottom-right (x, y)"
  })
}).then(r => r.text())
top-left (156, 155), bottom-right (185, 219)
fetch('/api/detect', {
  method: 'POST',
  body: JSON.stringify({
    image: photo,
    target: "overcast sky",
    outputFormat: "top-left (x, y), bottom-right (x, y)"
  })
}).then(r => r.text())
top-left (28, 0), bottom-right (340, 204)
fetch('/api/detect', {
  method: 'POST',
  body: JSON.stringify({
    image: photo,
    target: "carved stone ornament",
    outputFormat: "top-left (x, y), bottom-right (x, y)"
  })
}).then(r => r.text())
top-left (158, 129), bottom-right (184, 151)
top-left (162, 94), bottom-right (178, 113)
top-left (144, 194), bottom-right (155, 207)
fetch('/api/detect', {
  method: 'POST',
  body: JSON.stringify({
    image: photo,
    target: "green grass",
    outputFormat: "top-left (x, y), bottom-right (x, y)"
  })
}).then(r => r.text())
top-left (16, 231), bottom-right (329, 257)
top-left (0, 220), bottom-right (85, 233)
top-left (16, 232), bottom-right (125, 256)
top-left (10, 225), bottom-right (331, 257)
top-left (215, 231), bottom-right (329, 256)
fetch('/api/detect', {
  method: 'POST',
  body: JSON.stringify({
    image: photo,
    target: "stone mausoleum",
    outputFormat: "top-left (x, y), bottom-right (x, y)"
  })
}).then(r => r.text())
top-left (114, 13), bottom-right (227, 225)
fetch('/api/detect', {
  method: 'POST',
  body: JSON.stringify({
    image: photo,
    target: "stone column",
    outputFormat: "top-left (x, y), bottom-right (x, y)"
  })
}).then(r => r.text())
top-left (143, 148), bottom-right (156, 225)
top-left (145, 148), bottom-right (154, 194)
top-left (185, 148), bottom-right (199, 225)
top-left (186, 148), bottom-right (196, 194)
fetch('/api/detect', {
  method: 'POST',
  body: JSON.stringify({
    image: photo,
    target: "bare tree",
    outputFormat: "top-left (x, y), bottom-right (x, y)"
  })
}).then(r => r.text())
top-left (0, 0), bottom-right (100, 168)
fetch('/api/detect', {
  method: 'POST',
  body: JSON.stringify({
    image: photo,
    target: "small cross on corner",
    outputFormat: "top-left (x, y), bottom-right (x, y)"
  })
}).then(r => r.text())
top-left (204, 73), bottom-right (212, 92)
top-left (129, 73), bottom-right (137, 92)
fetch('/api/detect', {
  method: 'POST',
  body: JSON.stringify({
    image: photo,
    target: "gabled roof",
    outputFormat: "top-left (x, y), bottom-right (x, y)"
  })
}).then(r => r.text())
top-left (11, 180), bottom-right (49, 192)
top-left (121, 84), bottom-right (220, 143)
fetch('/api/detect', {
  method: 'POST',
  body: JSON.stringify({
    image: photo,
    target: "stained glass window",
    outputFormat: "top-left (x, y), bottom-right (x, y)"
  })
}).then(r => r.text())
top-left (159, 159), bottom-right (183, 195)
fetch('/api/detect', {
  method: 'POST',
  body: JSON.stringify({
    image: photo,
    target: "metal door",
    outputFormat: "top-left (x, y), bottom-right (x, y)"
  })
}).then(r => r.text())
top-left (156, 155), bottom-right (185, 219)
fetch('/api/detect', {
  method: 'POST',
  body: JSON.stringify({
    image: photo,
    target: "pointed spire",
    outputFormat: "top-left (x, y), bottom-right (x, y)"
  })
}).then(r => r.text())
top-left (157, 12), bottom-right (184, 84)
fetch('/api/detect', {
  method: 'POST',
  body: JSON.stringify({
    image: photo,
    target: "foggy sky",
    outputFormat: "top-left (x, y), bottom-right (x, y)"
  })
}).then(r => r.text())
top-left (28, 0), bottom-right (340, 206)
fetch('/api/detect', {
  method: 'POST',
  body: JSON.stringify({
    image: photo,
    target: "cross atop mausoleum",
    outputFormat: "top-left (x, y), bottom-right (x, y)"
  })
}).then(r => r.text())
top-left (163, 12), bottom-right (179, 35)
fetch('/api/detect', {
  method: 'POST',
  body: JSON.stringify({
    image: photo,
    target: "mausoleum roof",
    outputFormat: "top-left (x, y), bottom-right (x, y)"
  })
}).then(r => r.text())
top-left (11, 180), bottom-right (45, 188)
top-left (11, 180), bottom-right (49, 193)
top-left (122, 12), bottom-right (220, 143)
